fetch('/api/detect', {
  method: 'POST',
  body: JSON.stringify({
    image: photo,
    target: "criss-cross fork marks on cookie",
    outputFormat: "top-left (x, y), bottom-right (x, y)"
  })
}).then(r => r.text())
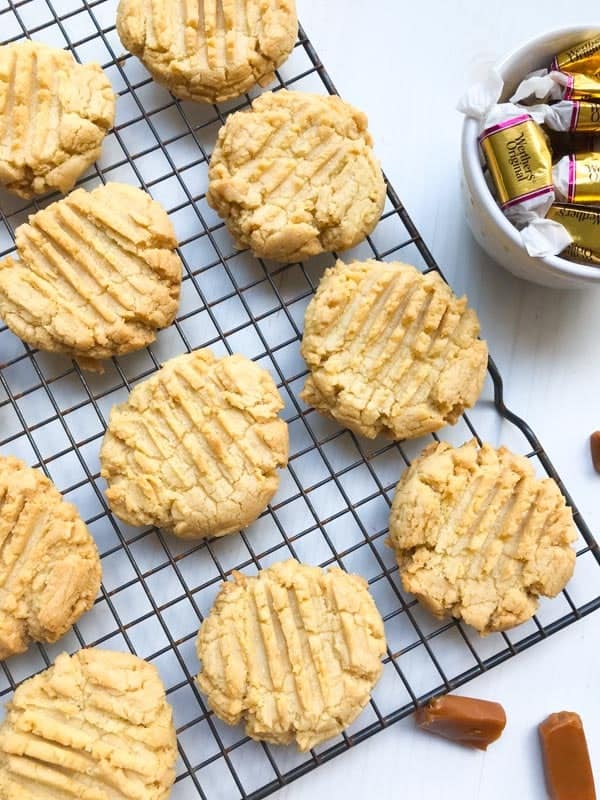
top-left (0, 183), bottom-right (182, 366)
top-left (117, 0), bottom-right (297, 102)
top-left (100, 349), bottom-right (289, 539)
top-left (301, 260), bottom-right (489, 440)
top-left (0, 457), bottom-right (101, 660)
top-left (388, 440), bottom-right (578, 634)
top-left (0, 41), bottom-right (115, 198)
top-left (0, 649), bottom-right (177, 800)
top-left (207, 91), bottom-right (386, 262)
top-left (196, 560), bottom-right (386, 751)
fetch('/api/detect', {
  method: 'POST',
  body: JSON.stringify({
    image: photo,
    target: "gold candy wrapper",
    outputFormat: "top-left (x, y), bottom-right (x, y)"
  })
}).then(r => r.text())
top-left (552, 34), bottom-right (600, 81)
top-left (542, 101), bottom-right (600, 134)
top-left (562, 72), bottom-right (600, 102)
top-left (512, 35), bottom-right (600, 105)
top-left (553, 153), bottom-right (600, 204)
top-left (574, 101), bottom-right (600, 131)
top-left (479, 112), bottom-right (553, 215)
top-left (547, 204), bottom-right (600, 266)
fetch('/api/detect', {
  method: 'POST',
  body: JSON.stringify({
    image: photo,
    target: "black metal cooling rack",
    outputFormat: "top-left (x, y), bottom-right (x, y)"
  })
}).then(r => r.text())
top-left (1, 2), bottom-right (600, 798)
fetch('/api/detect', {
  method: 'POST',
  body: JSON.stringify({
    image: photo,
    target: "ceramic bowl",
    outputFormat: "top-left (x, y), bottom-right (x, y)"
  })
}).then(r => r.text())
top-left (461, 25), bottom-right (600, 289)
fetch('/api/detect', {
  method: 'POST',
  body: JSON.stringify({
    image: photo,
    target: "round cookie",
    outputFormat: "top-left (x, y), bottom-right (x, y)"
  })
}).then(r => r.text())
top-left (0, 182), bottom-right (182, 369)
top-left (117, 0), bottom-right (297, 104)
top-left (207, 90), bottom-right (386, 262)
top-left (196, 559), bottom-right (386, 751)
top-left (0, 649), bottom-right (177, 799)
top-left (0, 456), bottom-right (101, 660)
top-left (100, 349), bottom-right (289, 539)
top-left (301, 259), bottom-right (489, 440)
top-left (388, 440), bottom-right (577, 634)
top-left (0, 41), bottom-right (115, 198)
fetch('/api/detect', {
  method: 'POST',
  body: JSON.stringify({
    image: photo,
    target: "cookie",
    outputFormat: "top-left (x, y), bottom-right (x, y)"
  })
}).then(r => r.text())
top-left (207, 90), bottom-right (386, 262)
top-left (116, 0), bottom-right (297, 103)
top-left (301, 260), bottom-right (488, 440)
top-left (100, 349), bottom-right (289, 539)
top-left (0, 649), bottom-right (177, 799)
top-left (0, 183), bottom-right (182, 369)
top-left (388, 440), bottom-right (577, 634)
top-left (0, 456), bottom-right (101, 660)
top-left (0, 41), bottom-right (115, 198)
top-left (196, 559), bottom-right (386, 750)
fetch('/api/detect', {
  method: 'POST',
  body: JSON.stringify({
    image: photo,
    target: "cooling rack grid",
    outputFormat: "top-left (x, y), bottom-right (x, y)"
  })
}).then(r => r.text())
top-left (1, 2), bottom-right (599, 798)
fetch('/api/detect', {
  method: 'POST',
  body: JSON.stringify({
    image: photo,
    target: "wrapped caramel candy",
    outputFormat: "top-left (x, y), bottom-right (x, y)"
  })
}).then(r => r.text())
top-left (546, 204), bottom-right (600, 266)
top-left (459, 73), bottom-right (582, 255)
top-left (552, 34), bottom-right (600, 81)
top-left (512, 69), bottom-right (600, 105)
top-left (513, 35), bottom-right (600, 105)
top-left (542, 100), bottom-right (600, 133)
top-left (477, 104), bottom-right (554, 224)
top-left (473, 105), bottom-right (571, 255)
top-left (553, 153), bottom-right (600, 203)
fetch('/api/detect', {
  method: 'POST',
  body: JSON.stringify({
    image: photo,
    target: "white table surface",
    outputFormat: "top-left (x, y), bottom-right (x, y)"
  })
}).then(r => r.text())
top-left (279, 2), bottom-right (600, 799)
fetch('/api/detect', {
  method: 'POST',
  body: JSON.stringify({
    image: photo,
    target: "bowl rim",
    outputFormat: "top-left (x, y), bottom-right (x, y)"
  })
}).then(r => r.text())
top-left (461, 24), bottom-right (600, 283)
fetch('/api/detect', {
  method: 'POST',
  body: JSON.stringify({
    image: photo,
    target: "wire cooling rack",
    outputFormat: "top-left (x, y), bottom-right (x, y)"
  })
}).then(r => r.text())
top-left (1, 2), bottom-right (600, 798)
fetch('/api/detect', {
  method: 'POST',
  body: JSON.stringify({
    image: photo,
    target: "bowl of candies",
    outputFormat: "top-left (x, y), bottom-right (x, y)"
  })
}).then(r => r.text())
top-left (461, 27), bottom-right (600, 289)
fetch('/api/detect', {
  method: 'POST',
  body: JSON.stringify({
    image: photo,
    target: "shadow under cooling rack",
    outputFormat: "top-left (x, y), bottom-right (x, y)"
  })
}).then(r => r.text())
top-left (1, 2), bottom-right (600, 799)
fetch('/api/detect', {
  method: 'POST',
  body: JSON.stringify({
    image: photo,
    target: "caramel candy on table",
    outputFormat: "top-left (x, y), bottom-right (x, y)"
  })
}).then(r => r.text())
top-left (415, 695), bottom-right (506, 750)
top-left (539, 712), bottom-right (596, 800)
top-left (591, 431), bottom-right (600, 474)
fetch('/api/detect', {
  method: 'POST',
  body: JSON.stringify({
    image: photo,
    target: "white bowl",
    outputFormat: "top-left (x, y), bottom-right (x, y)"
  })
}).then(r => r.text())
top-left (461, 25), bottom-right (600, 289)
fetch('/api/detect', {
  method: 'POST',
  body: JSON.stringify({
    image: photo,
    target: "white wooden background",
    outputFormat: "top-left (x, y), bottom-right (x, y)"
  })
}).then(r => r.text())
top-left (279, 2), bottom-right (600, 798)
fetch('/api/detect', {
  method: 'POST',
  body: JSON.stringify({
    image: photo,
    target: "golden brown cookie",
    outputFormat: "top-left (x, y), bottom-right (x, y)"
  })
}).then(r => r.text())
top-left (301, 260), bottom-right (488, 440)
top-left (0, 456), bottom-right (101, 660)
top-left (207, 90), bottom-right (386, 262)
top-left (116, 0), bottom-right (297, 103)
top-left (0, 649), bottom-right (177, 799)
top-left (388, 440), bottom-right (577, 634)
top-left (0, 41), bottom-right (115, 198)
top-left (0, 183), bottom-right (182, 369)
top-left (196, 559), bottom-right (386, 750)
top-left (100, 349), bottom-right (289, 539)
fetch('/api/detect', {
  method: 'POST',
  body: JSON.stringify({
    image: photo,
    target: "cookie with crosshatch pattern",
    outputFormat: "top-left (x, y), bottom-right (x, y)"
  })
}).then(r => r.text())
top-left (0, 649), bottom-right (177, 799)
top-left (207, 90), bottom-right (386, 262)
top-left (116, 0), bottom-right (298, 103)
top-left (0, 182), bottom-right (182, 371)
top-left (388, 439), bottom-right (577, 634)
top-left (100, 349), bottom-right (289, 539)
top-left (0, 456), bottom-right (101, 660)
top-left (0, 40), bottom-right (115, 198)
top-left (301, 259), bottom-right (488, 440)
top-left (196, 559), bottom-right (386, 750)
